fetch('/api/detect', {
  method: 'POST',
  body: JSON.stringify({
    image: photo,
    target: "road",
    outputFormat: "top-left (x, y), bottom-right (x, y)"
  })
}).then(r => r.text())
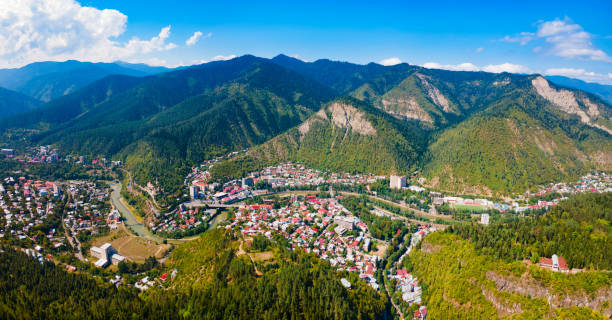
top-left (386, 281), bottom-right (404, 320)
top-left (338, 191), bottom-right (455, 224)
top-left (110, 182), bottom-right (162, 243)
top-left (59, 190), bottom-right (85, 261)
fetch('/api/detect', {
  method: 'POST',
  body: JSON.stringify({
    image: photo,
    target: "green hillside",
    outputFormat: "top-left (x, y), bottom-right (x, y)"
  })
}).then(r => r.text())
top-left (0, 74), bottom-right (146, 129)
top-left (407, 232), bottom-right (610, 320)
top-left (406, 193), bottom-right (612, 319)
top-left (422, 88), bottom-right (611, 195)
top-left (210, 96), bottom-right (428, 180)
top-left (0, 228), bottom-right (390, 319)
top-left (451, 192), bottom-right (612, 270)
top-left (0, 86), bottom-right (41, 119)
top-left (164, 228), bottom-right (390, 319)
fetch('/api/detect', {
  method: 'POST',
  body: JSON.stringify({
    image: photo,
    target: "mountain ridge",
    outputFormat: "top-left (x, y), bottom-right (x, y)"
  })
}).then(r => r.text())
top-left (1, 54), bottom-right (610, 197)
top-left (0, 60), bottom-right (171, 103)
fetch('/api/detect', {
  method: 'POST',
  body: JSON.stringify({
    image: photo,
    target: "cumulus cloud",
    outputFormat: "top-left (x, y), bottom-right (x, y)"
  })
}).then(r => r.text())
top-left (502, 17), bottom-right (611, 62)
top-left (482, 63), bottom-right (530, 73)
top-left (545, 68), bottom-right (612, 84)
top-left (0, 0), bottom-right (178, 68)
top-left (422, 62), bottom-right (479, 71)
top-left (423, 62), bottom-right (529, 74)
top-left (379, 57), bottom-right (402, 66)
top-left (186, 31), bottom-right (211, 46)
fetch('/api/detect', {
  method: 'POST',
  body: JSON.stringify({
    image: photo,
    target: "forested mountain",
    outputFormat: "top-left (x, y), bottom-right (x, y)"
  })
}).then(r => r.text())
top-left (1, 55), bottom-right (335, 197)
top-left (0, 60), bottom-right (170, 102)
top-left (1, 55), bottom-right (611, 197)
top-left (420, 75), bottom-right (611, 194)
top-left (272, 54), bottom-right (416, 94)
top-left (218, 57), bottom-right (612, 194)
top-left (547, 75), bottom-right (612, 105)
top-left (0, 86), bottom-right (41, 119)
top-left (210, 96), bottom-right (428, 180)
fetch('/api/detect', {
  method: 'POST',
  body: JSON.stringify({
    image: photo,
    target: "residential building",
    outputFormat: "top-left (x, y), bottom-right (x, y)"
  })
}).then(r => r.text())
top-left (390, 175), bottom-right (406, 190)
top-left (480, 213), bottom-right (490, 225)
top-left (539, 254), bottom-right (569, 273)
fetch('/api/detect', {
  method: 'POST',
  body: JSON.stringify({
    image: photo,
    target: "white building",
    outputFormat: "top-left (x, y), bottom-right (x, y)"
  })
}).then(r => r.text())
top-left (480, 213), bottom-right (490, 225)
top-left (390, 175), bottom-right (406, 190)
top-left (111, 253), bottom-right (126, 265)
top-left (341, 278), bottom-right (351, 288)
top-left (408, 185), bottom-right (425, 192)
top-left (91, 243), bottom-right (117, 268)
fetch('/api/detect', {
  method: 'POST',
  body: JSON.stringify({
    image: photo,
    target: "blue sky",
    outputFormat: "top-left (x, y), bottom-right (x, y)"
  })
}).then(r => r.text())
top-left (2, 0), bottom-right (612, 84)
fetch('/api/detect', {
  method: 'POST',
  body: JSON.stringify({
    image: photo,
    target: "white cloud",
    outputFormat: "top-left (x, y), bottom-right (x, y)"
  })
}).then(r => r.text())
top-left (287, 54), bottom-right (308, 62)
top-left (482, 63), bottom-right (530, 73)
top-left (0, 0), bottom-right (178, 68)
top-left (423, 62), bottom-right (529, 74)
top-left (502, 17), bottom-right (611, 62)
top-left (379, 57), bottom-right (402, 66)
top-left (199, 54), bottom-right (237, 64)
top-left (422, 62), bottom-right (479, 71)
top-left (186, 31), bottom-right (211, 46)
top-left (545, 68), bottom-right (612, 84)
top-left (186, 31), bottom-right (203, 46)
top-left (501, 32), bottom-right (536, 45)
top-left (475, 47), bottom-right (484, 53)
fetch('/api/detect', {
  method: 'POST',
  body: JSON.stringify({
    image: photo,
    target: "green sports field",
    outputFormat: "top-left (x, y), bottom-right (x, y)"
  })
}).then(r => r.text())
top-left (452, 204), bottom-right (486, 212)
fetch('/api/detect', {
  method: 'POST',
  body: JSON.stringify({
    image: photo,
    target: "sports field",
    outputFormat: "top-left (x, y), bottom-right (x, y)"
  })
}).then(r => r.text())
top-left (453, 204), bottom-right (486, 212)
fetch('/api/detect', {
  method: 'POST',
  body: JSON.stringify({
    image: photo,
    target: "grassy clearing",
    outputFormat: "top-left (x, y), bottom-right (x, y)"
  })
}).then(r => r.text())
top-left (89, 227), bottom-right (171, 263)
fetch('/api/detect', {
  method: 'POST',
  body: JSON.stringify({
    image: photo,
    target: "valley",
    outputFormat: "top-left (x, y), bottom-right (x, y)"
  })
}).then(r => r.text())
top-left (0, 54), bottom-right (610, 320)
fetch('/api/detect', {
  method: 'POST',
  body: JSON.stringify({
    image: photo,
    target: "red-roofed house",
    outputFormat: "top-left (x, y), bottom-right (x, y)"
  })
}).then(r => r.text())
top-left (539, 254), bottom-right (569, 273)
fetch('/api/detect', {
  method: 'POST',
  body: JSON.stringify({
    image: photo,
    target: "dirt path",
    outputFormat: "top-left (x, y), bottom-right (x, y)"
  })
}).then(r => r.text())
top-left (236, 238), bottom-right (263, 276)
top-left (385, 281), bottom-right (404, 320)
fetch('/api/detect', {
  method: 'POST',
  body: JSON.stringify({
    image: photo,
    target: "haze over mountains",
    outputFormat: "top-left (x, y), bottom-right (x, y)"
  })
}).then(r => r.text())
top-left (545, 75), bottom-right (612, 105)
top-left (1, 54), bottom-right (610, 196)
top-left (0, 60), bottom-right (171, 104)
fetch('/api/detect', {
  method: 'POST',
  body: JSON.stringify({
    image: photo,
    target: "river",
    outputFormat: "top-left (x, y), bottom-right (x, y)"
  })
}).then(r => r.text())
top-left (110, 182), bottom-right (163, 243)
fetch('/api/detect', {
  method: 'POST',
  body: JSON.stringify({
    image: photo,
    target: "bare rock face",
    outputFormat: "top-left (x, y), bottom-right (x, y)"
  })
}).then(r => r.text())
top-left (486, 270), bottom-right (612, 317)
top-left (532, 76), bottom-right (612, 135)
top-left (581, 97), bottom-right (601, 118)
top-left (481, 288), bottom-right (523, 317)
top-left (381, 97), bottom-right (433, 122)
top-left (416, 73), bottom-right (451, 112)
top-left (532, 76), bottom-right (587, 122)
top-left (493, 78), bottom-right (511, 86)
top-left (328, 102), bottom-right (376, 136)
top-left (298, 109), bottom-right (328, 136)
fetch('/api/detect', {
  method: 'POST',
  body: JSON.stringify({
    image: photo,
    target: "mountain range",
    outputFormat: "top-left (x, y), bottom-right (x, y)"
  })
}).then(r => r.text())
top-left (546, 75), bottom-right (612, 105)
top-left (0, 60), bottom-right (170, 104)
top-left (1, 54), bottom-right (610, 197)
